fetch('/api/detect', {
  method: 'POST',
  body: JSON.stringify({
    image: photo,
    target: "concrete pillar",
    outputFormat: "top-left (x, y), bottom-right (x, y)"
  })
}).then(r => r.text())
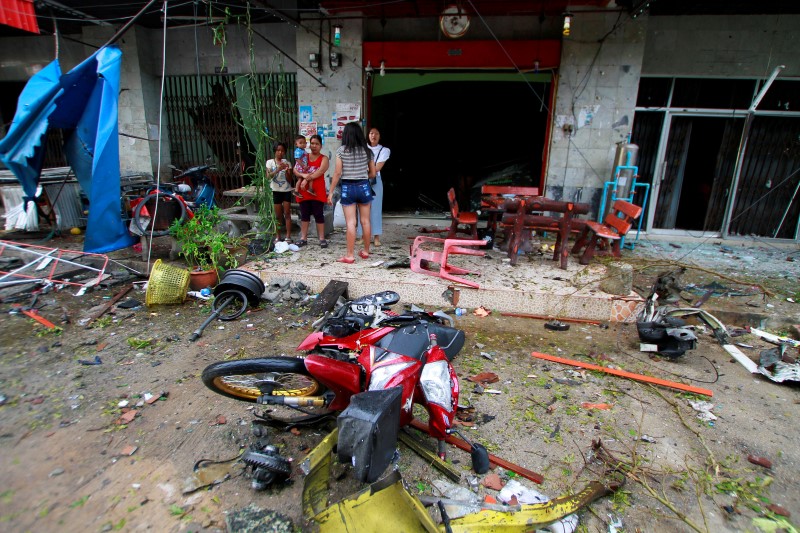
top-left (546, 12), bottom-right (648, 218)
top-left (295, 17), bottom-right (364, 161)
top-left (81, 26), bottom-right (164, 178)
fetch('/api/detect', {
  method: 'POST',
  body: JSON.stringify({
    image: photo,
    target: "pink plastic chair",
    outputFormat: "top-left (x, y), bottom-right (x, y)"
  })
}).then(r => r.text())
top-left (410, 236), bottom-right (485, 289)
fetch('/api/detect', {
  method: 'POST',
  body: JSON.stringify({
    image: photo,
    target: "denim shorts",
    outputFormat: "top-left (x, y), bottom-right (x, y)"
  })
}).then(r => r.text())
top-left (340, 179), bottom-right (373, 206)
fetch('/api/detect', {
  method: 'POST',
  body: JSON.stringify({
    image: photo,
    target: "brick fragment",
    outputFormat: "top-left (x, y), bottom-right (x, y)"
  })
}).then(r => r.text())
top-left (747, 454), bottom-right (772, 469)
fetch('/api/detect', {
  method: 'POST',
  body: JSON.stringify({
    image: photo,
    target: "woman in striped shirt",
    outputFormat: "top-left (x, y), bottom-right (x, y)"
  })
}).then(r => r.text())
top-left (328, 122), bottom-right (376, 264)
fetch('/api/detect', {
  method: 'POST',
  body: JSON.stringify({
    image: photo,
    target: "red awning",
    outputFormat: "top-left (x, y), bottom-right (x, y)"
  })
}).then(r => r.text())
top-left (0, 0), bottom-right (39, 34)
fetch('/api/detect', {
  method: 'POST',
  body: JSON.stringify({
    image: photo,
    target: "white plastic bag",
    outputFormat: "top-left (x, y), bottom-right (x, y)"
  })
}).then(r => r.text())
top-left (333, 200), bottom-right (346, 228)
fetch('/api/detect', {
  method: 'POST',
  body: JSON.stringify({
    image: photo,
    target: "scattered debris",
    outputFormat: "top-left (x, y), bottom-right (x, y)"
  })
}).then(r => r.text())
top-left (500, 312), bottom-right (603, 326)
top-left (545, 320), bottom-right (570, 331)
top-left (410, 419), bottom-right (544, 484)
top-left (116, 410), bottom-right (138, 425)
top-left (531, 352), bottom-right (713, 397)
top-left (747, 454), bottom-right (773, 469)
top-left (83, 284), bottom-right (132, 328)
top-left (688, 400), bottom-right (717, 423)
top-left (211, 415), bottom-right (227, 426)
top-left (262, 277), bottom-right (310, 304)
top-left (473, 306), bottom-right (491, 317)
top-left (78, 355), bottom-right (102, 365)
top-left (119, 444), bottom-right (138, 456)
top-left (765, 504), bottom-right (790, 517)
top-left (467, 372), bottom-right (499, 386)
top-left (750, 327), bottom-right (800, 348)
top-left (482, 473), bottom-right (503, 490)
top-left (225, 504), bottom-right (293, 533)
top-left (581, 402), bottom-right (613, 410)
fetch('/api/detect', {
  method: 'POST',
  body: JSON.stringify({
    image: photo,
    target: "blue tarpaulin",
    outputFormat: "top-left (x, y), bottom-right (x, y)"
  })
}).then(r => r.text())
top-left (0, 46), bottom-right (136, 253)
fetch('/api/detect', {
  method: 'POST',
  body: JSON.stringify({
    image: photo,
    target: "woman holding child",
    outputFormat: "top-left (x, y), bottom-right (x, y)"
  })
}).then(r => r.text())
top-left (293, 134), bottom-right (329, 248)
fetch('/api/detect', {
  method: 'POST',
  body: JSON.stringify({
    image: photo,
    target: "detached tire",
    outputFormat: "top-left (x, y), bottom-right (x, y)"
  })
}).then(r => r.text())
top-left (133, 192), bottom-right (187, 236)
top-left (201, 357), bottom-right (321, 402)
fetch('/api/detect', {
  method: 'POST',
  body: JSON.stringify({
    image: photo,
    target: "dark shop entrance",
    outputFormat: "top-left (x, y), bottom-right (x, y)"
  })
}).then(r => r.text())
top-left (653, 115), bottom-right (744, 232)
top-left (369, 73), bottom-right (551, 213)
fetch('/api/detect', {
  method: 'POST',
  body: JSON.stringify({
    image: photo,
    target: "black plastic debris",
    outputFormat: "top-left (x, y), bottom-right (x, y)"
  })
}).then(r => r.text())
top-left (337, 387), bottom-right (402, 483)
top-left (637, 318), bottom-right (697, 358)
top-left (78, 355), bottom-right (102, 365)
top-left (545, 320), bottom-right (570, 331)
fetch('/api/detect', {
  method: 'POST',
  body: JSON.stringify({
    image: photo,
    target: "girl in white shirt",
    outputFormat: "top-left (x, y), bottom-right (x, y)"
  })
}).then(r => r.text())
top-left (266, 142), bottom-right (293, 241)
top-left (362, 127), bottom-right (391, 246)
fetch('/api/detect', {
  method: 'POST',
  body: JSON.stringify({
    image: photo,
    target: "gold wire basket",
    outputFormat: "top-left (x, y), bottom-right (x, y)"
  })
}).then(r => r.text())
top-left (146, 259), bottom-right (190, 306)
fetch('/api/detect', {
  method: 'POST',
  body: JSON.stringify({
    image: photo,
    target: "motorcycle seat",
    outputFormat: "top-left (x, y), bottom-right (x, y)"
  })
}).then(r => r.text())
top-left (376, 322), bottom-right (464, 361)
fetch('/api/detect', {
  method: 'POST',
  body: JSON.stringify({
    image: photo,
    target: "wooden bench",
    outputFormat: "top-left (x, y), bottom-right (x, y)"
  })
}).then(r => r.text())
top-left (481, 185), bottom-right (539, 197)
top-left (571, 200), bottom-right (643, 265)
top-left (220, 205), bottom-right (261, 224)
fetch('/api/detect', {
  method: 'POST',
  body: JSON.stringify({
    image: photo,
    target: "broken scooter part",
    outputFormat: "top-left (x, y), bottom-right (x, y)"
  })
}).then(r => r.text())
top-left (636, 293), bottom-right (697, 358)
top-left (447, 428), bottom-right (490, 474)
top-left (189, 269), bottom-right (265, 341)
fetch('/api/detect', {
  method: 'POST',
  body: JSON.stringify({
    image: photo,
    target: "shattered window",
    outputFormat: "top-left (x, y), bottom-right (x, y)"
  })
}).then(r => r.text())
top-left (671, 78), bottom-right (756, 109)
top-left (755, 80), bottom-right (800, 111)
top-left (636, 77), bottom-right (671, 108)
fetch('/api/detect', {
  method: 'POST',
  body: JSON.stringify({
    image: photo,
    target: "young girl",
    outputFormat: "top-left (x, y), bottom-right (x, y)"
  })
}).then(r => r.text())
top-left (266, 142), bottom-right (293, 242)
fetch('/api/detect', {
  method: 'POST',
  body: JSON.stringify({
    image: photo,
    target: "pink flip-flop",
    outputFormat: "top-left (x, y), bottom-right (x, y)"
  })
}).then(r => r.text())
top-left (359, 250), bottom-right (370, 260)
top-left (337, 257), bottom-right (355, 264)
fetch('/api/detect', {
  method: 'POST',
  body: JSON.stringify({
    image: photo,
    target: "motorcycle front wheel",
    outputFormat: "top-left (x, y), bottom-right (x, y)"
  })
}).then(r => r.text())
top-left (202, 357), bottom-right (323, 402)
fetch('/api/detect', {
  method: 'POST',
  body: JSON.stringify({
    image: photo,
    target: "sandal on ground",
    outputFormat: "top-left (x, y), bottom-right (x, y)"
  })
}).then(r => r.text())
top-left (296, 239), bottom-right (308, 247)
top-left (320, 240), bottom-right (328, 248)
top-left (337, 256), bottom-right (355, 264)
top-left (373, 238), bottom-right (382, 247)
top-left (359, 250), bottom-right (370, 259)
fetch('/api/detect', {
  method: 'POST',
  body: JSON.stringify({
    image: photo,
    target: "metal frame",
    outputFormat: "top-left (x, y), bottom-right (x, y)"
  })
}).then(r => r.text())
top-left (635, 74), bottom-right (800, 241)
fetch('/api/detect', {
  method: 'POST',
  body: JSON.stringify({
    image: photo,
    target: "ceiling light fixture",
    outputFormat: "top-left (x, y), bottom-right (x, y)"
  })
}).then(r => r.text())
top-left (562, 13), bottom-right (573, 37)
top-left (333, 24), bottom-right (342, 46)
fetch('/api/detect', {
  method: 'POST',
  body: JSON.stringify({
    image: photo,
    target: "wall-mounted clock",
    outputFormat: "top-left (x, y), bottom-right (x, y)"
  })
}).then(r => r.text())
top-left (439, 5), bottom-right (470, 39)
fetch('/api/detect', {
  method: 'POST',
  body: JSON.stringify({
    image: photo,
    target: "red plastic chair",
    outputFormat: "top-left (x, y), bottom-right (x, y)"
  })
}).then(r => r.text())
top-left (447, 188), bottom-right (479, 239)
top-left (410, 236), bottom-right (485, 289)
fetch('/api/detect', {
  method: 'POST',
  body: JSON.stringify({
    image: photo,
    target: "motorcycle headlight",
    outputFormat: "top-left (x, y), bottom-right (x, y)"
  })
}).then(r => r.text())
top-left (420, 360), bottom-right (452, 408)
top-left (369, 355), bottom-right (415, 391)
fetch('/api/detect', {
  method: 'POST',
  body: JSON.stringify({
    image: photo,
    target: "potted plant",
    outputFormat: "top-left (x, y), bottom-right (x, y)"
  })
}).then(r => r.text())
top-left (169, 205), bottom-right (242, 290)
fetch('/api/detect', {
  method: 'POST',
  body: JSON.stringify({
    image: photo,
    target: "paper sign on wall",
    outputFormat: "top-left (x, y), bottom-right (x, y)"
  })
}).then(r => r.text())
top-left (334, 103), bottom-right (361, 140)
top-left (299, 122), bottom-right (317, 137)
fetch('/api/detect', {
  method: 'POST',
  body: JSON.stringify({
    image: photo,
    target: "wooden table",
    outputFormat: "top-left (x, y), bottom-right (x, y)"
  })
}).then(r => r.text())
top-left (482, 188), bottom-right (589, 269)
top-left (481, 185), bottom-right (539, 237)
top-left (221, 186), bottom-right (267, 228)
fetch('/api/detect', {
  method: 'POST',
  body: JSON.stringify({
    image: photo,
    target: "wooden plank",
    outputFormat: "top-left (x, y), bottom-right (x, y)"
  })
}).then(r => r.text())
top-left (530, 351), bottom-right (713, 397)
top-left (307, 280), bottom-right (348, 317)
top-left (224, 214), bottom-right (260, 222)
top-left (83, 284), bottom-right (133, 328)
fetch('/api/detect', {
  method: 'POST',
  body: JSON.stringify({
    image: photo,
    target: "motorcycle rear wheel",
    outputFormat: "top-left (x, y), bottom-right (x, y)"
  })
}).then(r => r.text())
top-left (202, 357), bottom-right (322, 402)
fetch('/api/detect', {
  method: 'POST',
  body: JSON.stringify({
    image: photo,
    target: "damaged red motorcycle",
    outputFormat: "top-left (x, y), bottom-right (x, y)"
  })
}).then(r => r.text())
top-left (202, 291), bottom-right (487, 484)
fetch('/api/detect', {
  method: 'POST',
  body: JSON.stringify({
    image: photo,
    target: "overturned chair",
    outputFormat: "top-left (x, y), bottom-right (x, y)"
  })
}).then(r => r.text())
top-left (410, 236), bottom-right (485, 289)
top-left (571, 199), bottom-right (643, 265)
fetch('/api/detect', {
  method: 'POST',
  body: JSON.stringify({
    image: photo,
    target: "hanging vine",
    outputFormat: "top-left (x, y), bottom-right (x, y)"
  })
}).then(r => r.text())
top-left (208, 0), bottom-right (295, 239)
